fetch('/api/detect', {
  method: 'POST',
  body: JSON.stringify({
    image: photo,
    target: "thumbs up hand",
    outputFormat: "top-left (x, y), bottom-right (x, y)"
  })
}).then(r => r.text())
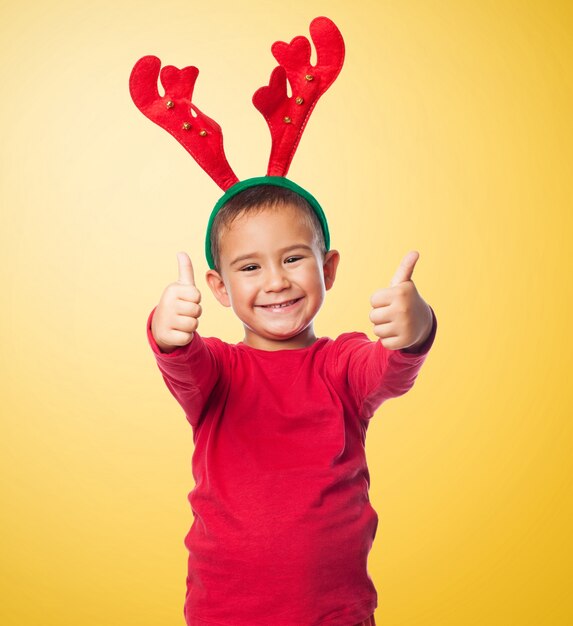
top-left (151, 252), bottom-right (203, 353)
top-left (369, 251), bottom-right (433, 352)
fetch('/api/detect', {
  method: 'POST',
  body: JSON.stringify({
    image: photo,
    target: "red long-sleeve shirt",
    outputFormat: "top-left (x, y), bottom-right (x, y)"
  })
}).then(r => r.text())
top-left (147, 307), bottom-right (437, 626)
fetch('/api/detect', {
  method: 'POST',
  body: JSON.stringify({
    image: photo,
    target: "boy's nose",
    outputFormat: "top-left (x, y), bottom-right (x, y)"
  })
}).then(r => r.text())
top-left (264, 266), bottom-right (290, 292)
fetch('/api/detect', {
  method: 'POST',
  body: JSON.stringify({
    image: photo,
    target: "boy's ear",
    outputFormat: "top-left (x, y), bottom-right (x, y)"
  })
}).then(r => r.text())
top-left (205, 270), bottom-right (232, 307)
top-left (323, 249), bottom-right (340, 291)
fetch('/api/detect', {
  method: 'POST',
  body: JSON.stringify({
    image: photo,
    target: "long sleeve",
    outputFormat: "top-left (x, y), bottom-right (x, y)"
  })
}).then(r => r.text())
top-left (146, 307), bottom-right (222, 429)
top-left (332, 306), bottom-right (437, 418)
top-left (146, 317), bottom-right (436, 625)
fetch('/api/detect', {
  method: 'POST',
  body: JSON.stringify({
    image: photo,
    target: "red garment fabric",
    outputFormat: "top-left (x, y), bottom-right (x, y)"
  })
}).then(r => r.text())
top-left (147, 307), bottom-right (437, 626)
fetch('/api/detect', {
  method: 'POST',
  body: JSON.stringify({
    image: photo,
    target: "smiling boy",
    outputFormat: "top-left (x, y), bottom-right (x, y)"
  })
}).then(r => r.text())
top-left (146, 183), bottom-right (437, 626)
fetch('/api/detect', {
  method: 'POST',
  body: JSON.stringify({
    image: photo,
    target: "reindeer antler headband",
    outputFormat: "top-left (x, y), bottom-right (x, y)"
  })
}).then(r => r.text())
top-left (129, 16), bottom-right (345, 269)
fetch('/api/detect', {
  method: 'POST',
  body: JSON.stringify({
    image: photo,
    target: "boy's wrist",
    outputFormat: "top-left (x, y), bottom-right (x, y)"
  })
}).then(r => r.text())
top-left (155, 333), bottom-right (195, 354)
top-left (156, 341), bottom-right (179, 354)
top-left (400, 306), bottom-right (436, 354)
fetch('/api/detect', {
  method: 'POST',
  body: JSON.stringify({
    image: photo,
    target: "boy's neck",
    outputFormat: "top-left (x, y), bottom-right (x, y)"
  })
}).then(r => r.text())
top-left (242, 325), bottom-right (318, 351)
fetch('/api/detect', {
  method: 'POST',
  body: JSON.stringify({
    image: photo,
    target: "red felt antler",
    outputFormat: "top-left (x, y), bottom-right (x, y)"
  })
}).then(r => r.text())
top-left (129, 55), bottom-right (239, 191)
top-left (252, 16), bottom-right (345, 177)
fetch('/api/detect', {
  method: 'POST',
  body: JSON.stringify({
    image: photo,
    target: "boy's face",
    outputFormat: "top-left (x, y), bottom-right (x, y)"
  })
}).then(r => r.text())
top-left (206, 203), bottom-right (340, 351)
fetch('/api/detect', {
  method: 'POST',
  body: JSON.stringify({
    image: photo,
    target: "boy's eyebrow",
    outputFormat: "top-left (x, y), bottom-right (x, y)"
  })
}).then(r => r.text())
top-left (229, 244), bottom-right (313, 267)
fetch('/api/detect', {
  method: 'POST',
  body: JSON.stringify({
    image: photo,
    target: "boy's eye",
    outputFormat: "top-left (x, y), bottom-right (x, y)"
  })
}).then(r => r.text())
top-left (240, 264), bottom-right (259, 272)
top-left (285, 256), bottom-right (303, 264)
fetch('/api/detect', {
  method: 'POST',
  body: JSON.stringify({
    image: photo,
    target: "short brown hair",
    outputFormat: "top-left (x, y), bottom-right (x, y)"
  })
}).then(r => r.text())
top-left (210, 184), bottom-right (327, 271)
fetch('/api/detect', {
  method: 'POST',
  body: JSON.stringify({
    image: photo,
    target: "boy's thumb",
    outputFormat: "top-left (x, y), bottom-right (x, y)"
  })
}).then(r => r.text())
top-left (389, 250), bottom-right (419, 287)
top-left (177, 251), bottom-right (196, 286)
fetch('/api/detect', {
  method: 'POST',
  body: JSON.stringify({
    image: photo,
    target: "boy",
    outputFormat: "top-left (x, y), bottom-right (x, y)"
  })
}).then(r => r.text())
top-left (146, 183), bottom-right (437, 626)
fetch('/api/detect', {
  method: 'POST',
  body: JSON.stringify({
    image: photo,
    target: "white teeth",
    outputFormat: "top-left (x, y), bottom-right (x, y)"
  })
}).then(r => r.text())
top-left (264, 299), bottom-right (298, 309)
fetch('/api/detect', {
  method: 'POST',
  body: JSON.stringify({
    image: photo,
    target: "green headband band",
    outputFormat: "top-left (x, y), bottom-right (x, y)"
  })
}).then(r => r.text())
top-left (205, 176), bottom-right (330, 269)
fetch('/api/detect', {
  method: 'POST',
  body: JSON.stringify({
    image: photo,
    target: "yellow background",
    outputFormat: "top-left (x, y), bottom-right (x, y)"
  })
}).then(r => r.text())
top-left (1, 1), bottom-right (571, 624)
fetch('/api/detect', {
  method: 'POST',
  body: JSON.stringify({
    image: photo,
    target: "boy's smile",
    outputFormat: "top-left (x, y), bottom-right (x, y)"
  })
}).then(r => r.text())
top-left (257, 297), bottom-right (303, 310)
top-left (206, 203), bottom-right (339, 351)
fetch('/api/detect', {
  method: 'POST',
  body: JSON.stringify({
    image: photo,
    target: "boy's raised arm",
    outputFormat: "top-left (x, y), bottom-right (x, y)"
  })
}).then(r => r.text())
top-left (147, 252), bottom-right (223, 430)
top-left (330, 250), bottom-right (437, 419)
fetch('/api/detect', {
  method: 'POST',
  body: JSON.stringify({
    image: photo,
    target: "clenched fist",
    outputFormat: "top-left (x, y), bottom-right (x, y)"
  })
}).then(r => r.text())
top-left (151, 252), bottom-right (202, 353)
top-left (369, 250), bottom-right (433, 352)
